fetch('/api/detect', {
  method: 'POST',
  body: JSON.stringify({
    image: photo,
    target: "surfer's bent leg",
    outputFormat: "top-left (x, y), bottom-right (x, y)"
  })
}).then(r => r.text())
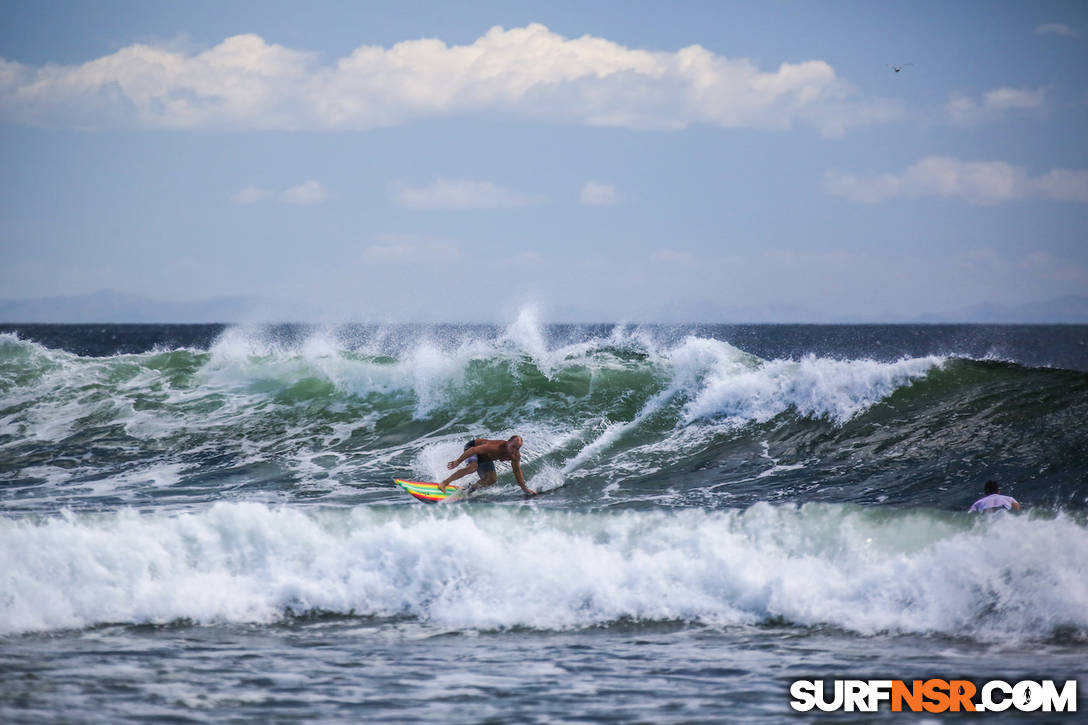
top-left (440, 460), bottom-right (477, 492)
top-left (440, 440), bottom-right (482, 493)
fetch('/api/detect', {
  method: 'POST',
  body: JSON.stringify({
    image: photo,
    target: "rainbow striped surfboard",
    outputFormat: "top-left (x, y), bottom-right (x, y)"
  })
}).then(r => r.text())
top-left (394, 479), bottom-right (461, 504)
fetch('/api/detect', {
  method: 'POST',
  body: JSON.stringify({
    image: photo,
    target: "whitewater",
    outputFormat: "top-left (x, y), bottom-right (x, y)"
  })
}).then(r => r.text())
top-left (2, 314), bottom-right (1087, 722)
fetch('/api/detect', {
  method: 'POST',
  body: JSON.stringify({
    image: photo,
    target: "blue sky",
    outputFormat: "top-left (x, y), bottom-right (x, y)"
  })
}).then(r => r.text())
top-left (1, 0), bottom-right (1086, 322)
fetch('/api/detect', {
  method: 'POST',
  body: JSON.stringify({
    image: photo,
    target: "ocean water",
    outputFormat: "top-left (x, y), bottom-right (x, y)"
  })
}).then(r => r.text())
top-left (1, 315), bottom-right (1087, 722)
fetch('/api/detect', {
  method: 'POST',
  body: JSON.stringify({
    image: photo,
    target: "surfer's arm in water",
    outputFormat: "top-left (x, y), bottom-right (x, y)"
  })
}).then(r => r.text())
top-left (510, 455), bottom-right (537, 496)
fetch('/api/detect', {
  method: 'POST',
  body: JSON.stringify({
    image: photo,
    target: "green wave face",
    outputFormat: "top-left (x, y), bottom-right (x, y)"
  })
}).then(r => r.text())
top-left (2, 326), bottom-right (1087, 512)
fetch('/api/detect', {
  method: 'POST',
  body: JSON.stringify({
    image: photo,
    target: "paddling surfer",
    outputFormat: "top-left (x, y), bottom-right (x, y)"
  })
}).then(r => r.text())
top-left (440, 435), bottom-right (537, 496)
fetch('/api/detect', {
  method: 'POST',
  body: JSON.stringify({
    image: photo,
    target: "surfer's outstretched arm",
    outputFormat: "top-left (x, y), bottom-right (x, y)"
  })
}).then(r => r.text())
top-left (511, 458), bottom-right (537, 496)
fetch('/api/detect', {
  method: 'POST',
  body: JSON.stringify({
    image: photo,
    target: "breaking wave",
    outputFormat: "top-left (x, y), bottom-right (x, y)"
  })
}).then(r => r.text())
top-left (2, 503), bottom-right (1085, 640)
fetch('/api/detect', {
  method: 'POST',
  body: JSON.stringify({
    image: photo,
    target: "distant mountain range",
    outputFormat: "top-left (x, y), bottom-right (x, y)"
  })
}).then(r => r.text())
top-left (1, 290), bottom-right (1087, 324)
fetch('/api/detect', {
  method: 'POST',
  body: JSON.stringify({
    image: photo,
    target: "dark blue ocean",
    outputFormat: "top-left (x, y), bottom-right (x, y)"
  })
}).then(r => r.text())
top-left (2, 317), bottom-right (1087, 722)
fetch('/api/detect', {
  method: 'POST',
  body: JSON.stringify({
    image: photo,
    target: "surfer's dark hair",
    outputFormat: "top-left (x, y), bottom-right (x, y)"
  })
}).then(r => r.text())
top-left (984, 480), bottom-right (999, 495)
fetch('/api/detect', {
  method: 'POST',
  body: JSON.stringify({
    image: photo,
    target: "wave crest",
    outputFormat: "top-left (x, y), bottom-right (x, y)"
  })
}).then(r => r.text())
top-left (3, 504), bottom-right (1085, 640)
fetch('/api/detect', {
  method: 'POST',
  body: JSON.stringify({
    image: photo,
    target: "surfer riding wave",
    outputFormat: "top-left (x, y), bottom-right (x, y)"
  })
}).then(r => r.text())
top-left (440, 435), bottom-right (537, 496)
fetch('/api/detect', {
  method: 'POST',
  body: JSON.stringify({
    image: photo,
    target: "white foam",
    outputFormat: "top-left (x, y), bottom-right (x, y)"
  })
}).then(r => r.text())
top-left (0, 342), bottom-right (104, 445)
top-left (683, 352), bottom-right (944, 424)
top-left (757, 440), bottom-right (806, 478)
top-left (200, 325), bottom-right (483, 418)
top-left (500, 307), bottom-right (553, 376)
top-left (2, 504), bottom-right (1085, 639)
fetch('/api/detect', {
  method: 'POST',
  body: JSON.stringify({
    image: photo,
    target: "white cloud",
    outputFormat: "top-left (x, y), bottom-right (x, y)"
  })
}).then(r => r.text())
top-left (281, 179), bottom-right (327, 204)
top-left (580, 181), bottom-right (620, 206)
top-left (824, 156), bottom-right (1088, 204)
top-left (231, 179), bottom-right (328, 204)
top-left (394, 178), bottom-right (543, 209)
top-left (0, 25), bottom-right (894, 135)
top-left (946, 86), bottom-right (1046, 124)
top-left (1030, 169), bottom-right (1088, 202)
top-left (1035, 23), bottom-right (1078, 38)
top-left (984, 87), bottom-right (1047, 110)
top-left (362, 238), bottom-right (459, 263)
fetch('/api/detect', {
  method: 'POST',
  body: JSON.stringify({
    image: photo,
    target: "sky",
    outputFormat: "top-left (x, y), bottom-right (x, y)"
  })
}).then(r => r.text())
top-left (1, 0), bottom-right (1086, 322)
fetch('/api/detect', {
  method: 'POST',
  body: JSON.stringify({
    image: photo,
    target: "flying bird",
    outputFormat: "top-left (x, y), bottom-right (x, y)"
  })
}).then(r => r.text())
top-left (886, 63), bottom-right (914, 73)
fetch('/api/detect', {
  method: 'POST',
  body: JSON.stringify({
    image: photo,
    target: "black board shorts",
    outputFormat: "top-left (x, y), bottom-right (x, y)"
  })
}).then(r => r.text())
top-left (464, 439), bottom-right (496, 475)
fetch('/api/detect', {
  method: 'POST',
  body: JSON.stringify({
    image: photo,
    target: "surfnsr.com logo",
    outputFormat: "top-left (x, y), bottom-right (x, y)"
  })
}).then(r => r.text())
top-left (790, 679), bottom-right (1078, 713)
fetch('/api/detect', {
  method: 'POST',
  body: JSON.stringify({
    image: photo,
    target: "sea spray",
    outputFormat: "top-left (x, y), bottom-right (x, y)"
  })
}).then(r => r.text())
top-left (2, 503), bottom-right (1086, 639)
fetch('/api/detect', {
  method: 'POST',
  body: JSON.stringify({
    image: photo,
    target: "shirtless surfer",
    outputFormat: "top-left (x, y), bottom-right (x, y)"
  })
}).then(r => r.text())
top-left (440, 435), bottom-right (537, 496)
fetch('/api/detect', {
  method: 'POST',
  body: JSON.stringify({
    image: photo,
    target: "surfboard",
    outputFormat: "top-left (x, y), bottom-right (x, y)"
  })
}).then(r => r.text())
top-left (394, 478), bottom-right (461, 504)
